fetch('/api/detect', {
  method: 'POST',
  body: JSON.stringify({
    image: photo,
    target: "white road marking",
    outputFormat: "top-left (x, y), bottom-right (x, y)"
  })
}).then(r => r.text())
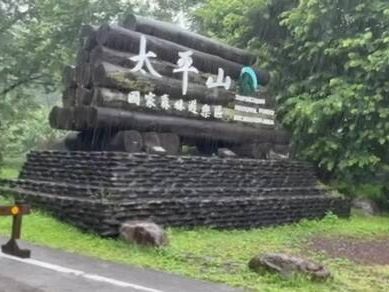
top-left (0, 252), bottom-right (164, 292)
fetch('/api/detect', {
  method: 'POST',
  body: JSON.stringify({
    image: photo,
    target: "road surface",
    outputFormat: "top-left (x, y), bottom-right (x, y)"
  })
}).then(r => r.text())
top-left (0, 238), bottom-right (241, 292)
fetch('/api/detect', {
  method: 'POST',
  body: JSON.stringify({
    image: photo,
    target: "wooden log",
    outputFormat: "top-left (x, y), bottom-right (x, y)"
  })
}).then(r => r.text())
top-left (49, 106), bottom-right (74, 129)
top-left (50, 106), bottom-right (94, 130)
top-left (73, 106), bottom-right (96, 130)
top-left (89, 46), bottom-right (214, 85)
top-left (92, 62), bottom-right (236, 105)
top-left (143, 132), bottom-right (160, 148)
top-left (91, 87), bottom-right (274, 128)
top-left (75, 63), bottom-right (92, 87)
top-left (95, 24), bottom-right (270, 85)
top-left (142, 132), bottom-right (167, 154)
top-left (79, 24), bottom-right (98, 51)
top-left (63, 132), bottom-right (94, 151)
top-left (123, 14), bottom-right (257, 66)
top-left (273, 144), bottom-right (290, 155)
top-left (62, 65), bottom-right (76, 88)
top-left (76, 87), bottom-right (93, 106)
top-left (232, 143), bottom-right (271, 159)
top-left (48, 106), bottom-right (60, 128)
top-left (51, 106), bottom-right (290, 145)
top-left (62, 87), bottom-right (77, 107)
top-left (108, 130), bottom-right (143, 153)
top-left (76, 49), bottom-right (90, 65)
top-left (91, 87), bottom-right (238, 122)
top-left (158, 133), bottom-right (180, 155)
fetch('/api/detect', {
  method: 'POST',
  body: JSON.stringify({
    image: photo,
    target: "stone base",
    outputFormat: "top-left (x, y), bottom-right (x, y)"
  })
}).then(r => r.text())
top-left (0, 151), bottom-right (350, 236)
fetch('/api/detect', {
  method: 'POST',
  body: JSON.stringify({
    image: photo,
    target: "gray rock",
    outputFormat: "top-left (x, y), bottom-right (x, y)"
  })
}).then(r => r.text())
top-left (217, 148), bottom-right (237, 158)
top-left (120, 221), bottom-right (169, 247)
top-left (146, 146), bottom-right (167, 155)
top-left (267, 150), bottom-right (290, 160)
top-left (351, 198), bottom-right (380, 216)
top-left (248, 253), bottom-right (331, 281)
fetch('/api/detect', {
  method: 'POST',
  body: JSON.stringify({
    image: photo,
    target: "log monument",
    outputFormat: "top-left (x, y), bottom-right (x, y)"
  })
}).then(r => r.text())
top-left (0, 15), bottom-right (350, 236)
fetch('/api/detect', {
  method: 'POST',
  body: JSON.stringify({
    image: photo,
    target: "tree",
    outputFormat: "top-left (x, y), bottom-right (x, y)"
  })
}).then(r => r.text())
top-left (195, 0), bottom-right (389, 185)
top-left (0, 0), bottom-right (136, 163)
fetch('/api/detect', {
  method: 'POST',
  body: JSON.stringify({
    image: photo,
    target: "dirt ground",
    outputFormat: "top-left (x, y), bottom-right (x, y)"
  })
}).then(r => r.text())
top-left (309, 236), bottom-right (389, 265)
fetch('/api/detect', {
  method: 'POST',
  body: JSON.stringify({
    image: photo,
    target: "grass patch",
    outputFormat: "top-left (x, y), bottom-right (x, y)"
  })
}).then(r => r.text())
top-left (1, 166), bottom-right (389, 291)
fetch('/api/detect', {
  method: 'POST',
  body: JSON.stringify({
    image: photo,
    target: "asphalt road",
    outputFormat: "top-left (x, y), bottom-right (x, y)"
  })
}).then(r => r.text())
top-left (0, 238), bottom-right (241, 292)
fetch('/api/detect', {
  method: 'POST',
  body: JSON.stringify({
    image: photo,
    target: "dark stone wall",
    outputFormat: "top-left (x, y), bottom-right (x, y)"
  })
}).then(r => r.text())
top-left (0, 151), bottom-right (350, 236)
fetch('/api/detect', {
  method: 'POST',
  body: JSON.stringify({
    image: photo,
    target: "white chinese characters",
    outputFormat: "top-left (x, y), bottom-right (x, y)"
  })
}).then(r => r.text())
top-left (130, 35), bottom-right (162, 78)
top-left (125, 91), bottom-right (222, 120)
top-left (173, 51), bottom-right (199, 95)
top-left (127, 35), bottom-right (275, 127)
top-left (206, 68), bottom-right (232, 90)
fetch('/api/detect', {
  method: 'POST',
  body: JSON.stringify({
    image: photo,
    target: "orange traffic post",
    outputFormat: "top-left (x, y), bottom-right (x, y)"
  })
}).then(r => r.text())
top-left (0, 200), bottom-right (31, 258)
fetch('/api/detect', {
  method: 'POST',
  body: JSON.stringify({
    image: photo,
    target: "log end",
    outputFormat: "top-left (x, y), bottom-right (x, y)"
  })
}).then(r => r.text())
top-left (48, 106), bottom-right (60, 129)
top-left (122, 14), bottom-right (137, 30)
top-left (95, 23), bottom-right (112, 46)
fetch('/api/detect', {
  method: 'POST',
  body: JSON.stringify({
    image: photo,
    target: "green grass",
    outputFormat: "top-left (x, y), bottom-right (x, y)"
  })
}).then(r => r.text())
top-left (1, 166), bottom-right (389, 291)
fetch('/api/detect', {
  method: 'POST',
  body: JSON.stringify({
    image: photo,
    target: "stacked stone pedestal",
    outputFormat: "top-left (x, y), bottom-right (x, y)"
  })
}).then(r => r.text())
top-left (0, 151), bottom-right (350, 236)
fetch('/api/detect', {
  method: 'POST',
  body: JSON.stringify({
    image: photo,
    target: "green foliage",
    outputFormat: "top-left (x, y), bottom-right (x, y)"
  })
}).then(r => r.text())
top-left (141, 0), bottom-right (204, 22)
top-left (0, 0), bottom-right (137, 161)
top-left (4, 106), bottom-right (60, 155)
top-left (196, 0), bottom-right (389, 185)
top-left (334, 181), bottom-right (389, 210)
top-left (0, 0), bottom-right (135, 97)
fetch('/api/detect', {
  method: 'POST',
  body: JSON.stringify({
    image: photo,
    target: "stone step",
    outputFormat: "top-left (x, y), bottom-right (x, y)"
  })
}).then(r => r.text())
top-left (0, 150), bottom-right (351, 237)
top-left (0, 185), bottom-right (349, 237)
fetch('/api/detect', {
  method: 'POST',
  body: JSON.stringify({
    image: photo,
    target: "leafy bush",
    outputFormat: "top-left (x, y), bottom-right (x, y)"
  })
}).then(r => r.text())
top-left (4, 106), bottom-right (61, 156)
top-left (196, 0), bottom-right (389, 186)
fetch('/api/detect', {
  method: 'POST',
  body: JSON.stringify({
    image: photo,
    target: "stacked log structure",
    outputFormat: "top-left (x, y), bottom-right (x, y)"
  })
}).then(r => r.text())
top-left (0, 15), bottom-right (351, 235)
top-left (58, 16), bottom-right (286, 156)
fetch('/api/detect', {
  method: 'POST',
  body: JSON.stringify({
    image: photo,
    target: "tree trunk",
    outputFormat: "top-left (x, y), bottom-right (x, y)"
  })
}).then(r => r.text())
top-left (95, 24), bottom-right (270, 85)
top-left (123, 14), bottom-right (257, 66)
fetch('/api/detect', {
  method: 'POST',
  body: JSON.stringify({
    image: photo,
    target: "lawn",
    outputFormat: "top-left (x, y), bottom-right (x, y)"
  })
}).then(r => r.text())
top-left (1, 166), bottom-right (389, 291)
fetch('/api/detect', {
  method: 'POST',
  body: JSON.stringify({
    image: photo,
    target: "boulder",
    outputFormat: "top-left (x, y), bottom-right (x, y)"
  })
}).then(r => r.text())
top-left (248, 253), bottom-right (331, 281)
top-left (351, 198), bottom-right (380, 216)
top-left (120, 221), bottom-right (169, 247)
